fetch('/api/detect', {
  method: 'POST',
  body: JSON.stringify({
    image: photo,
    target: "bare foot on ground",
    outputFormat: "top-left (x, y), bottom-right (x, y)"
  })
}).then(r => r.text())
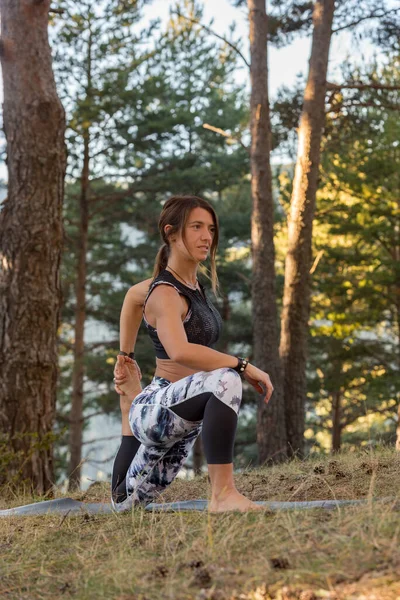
top-left (208, 490), bottom-right (264, 513)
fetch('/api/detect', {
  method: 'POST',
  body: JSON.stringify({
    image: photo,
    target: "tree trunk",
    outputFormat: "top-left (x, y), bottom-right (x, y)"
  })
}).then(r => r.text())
top-left (279, 0), bottom-right (336, 458)
top-left (331, 391), bottom-right (341, 452)
top-left (248, 0), bottom-right (286, 464)
top-left (0, 0), bottom-right (66, 493)
top-left (193, 436), bottom-right (203, 476)
top-left (67, 132), bottom-right (90, 490)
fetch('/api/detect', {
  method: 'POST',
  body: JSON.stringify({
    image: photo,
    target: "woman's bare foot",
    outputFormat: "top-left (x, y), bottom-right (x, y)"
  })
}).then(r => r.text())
top-left (208, 489), bottom-right (264, 513)
top-left (114, 355), bottom-right (142, 435)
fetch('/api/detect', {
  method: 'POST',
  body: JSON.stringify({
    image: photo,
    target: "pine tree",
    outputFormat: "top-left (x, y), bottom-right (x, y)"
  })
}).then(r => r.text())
top-left (308, 57), bottom-right (400, 451)
top-left (0, 0), bottom-right (66, 492)
top-left (247, 0), bottom-right (287, 463)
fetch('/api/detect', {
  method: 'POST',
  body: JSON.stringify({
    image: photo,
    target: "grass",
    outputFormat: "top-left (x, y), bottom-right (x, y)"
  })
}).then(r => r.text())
top-left (1, 447), bottom-right (399, 600)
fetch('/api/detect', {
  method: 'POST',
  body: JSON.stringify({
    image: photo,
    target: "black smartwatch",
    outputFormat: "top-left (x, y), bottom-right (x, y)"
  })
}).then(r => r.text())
top-left (118, 351), bottom-right (135, 360)
top-left (233, 356), bottom-right (249, 374)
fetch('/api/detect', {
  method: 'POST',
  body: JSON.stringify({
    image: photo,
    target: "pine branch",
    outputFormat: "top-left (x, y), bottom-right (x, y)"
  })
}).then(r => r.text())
top-left (172, 10), bottom-right (250, 69)
top-left (328, 100), bottom-right (400, 112)
top-left (235, 271), bottom-right (252, 286)
top-left (82, 410), bottom-right (112, 421)
top-left (203, 123), bottom-right (250, 154)
top-left (82, 435), bottom-right (120, 446)
top-left (371, 233), bottom-right (396, 259)
top-left (310, 250), bottom-right (324, 275)
top-left (332, 7), bottom-right (400, 34)
top-left (88, 161), bottom-right (180, 213)
top-left (363, 345), bottom-right (397, 371)
top-left (341, 403), bottom-right (397, 428)
top-left (327, 82), bottom-right (400, 92)
top-left (57, 339), bottom-right (119, 352)
top-left (87, 340), bottom-right (119, 349)
top-left (84, 453), bottom-right (117, 465)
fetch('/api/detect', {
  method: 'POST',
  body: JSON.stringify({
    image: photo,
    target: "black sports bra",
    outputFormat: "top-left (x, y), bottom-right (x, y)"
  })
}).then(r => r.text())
top-left (143, 269), bottom-right (222, 359)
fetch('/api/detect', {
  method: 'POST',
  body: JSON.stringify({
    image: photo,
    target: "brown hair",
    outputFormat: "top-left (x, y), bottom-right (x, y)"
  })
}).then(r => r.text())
top-left (152, 195), bottom-right (220, 295)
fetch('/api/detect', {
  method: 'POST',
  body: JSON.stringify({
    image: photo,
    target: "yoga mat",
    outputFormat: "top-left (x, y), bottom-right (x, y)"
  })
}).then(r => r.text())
top-left (0, 496), bottom-right (388, 517)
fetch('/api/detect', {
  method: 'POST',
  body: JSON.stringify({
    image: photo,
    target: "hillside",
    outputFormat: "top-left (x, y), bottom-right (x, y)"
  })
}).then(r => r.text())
top-left (1, 448), bottom-right (399, 600)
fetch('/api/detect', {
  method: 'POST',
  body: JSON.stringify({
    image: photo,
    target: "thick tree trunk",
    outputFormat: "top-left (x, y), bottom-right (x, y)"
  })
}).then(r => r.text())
top-left (279, 0), bottom-right (336, 458)
top-left (0, 0), bottom-right (66, 493)
top-left (68, 133), bottom-right (90, 490)
top-left (331, 391), bottom-right (341, 453)
top-left (248, 0), bottom-right (286, 463)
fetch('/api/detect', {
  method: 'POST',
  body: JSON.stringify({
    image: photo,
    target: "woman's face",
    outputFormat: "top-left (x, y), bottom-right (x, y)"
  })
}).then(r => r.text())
top-left (167, 207), bottom-right (216, 263)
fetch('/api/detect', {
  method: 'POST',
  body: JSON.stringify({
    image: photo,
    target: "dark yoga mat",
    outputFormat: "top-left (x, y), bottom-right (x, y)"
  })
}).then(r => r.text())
top-left (0, 496), bottom-right (384, 517)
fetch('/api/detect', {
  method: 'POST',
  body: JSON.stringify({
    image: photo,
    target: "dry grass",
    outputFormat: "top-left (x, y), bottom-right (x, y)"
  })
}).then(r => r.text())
top-left (1, 447), bottom-right (399, 600)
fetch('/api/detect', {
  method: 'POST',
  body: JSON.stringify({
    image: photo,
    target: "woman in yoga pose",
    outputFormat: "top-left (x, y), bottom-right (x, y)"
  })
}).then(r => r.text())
top-left (112, 195), bottom-right (273, 512)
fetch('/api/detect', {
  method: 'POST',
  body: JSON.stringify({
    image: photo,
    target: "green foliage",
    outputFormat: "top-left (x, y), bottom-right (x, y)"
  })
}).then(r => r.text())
top-left (272, 46), bottom-right (399, 453)
top-left (307, 55), bottom-right (400, 451)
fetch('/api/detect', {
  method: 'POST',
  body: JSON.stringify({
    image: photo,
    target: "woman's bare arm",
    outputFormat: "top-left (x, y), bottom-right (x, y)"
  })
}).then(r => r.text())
top-left (119, 278), bottom-right (153, 353)
top-left (148, 285), bottom-right (238, 369)
top-left (147, 285), bottom-right (274, 403)
top-left (114, 278), bottom-right (153, 397)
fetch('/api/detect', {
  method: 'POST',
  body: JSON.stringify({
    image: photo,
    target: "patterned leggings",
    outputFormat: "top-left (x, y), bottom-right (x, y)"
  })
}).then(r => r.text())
top-left (111, 367), bottom-right (242, 512)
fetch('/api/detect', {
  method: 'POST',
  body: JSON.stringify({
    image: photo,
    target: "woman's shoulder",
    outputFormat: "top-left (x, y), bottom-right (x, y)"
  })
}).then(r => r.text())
top-left (125, 277), bottom-right (154, 306)
top-left (150, 269), bottom-right (192, 293)
top-left (145, 270), bottom-right (189, 303)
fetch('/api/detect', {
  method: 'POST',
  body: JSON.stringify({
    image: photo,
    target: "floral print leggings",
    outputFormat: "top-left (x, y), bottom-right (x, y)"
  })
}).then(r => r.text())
top-left (111, 367), bottom-right (242, 512)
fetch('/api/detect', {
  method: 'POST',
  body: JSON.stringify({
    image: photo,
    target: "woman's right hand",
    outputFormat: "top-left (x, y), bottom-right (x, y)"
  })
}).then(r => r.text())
top-left (242, 363), bottom-right (274, 404)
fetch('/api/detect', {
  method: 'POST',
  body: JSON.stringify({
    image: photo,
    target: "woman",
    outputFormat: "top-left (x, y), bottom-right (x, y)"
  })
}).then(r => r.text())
top-left (112, 195), bottom-right (273, 512)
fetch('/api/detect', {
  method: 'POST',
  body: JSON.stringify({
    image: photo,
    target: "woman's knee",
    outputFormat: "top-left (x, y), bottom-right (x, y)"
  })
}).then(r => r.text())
top-left (213, 366), bottom-right (242, 387)
top-left (202, 367), bottom-right (242, 407)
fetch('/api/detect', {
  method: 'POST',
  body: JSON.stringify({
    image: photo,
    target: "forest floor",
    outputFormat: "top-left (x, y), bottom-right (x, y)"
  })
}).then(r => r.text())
top-left (0, 447), bottom-right (399, 600)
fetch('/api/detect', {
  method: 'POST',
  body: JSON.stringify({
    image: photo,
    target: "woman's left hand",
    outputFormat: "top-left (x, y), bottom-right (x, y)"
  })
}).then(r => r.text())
top-left (241, 363), bottom-right (274, 404)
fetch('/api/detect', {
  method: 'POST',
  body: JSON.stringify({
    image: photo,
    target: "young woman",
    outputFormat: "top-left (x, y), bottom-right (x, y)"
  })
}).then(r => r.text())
top-left (111, 195), bottom-right (273, 512)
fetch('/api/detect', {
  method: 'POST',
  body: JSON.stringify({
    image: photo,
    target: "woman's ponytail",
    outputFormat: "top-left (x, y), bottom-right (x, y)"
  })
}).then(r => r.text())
top-left (152, 243), bottom-right (169, 279)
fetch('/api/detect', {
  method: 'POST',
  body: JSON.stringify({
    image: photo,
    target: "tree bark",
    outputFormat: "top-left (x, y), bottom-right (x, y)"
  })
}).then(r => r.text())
top-left (0, 0), bottom-right (66, 493)
top-left (279, 0), bottom-right (336, 458)
top-left (331, 391), bottom-right (341, 452)
top-left (67, 131), bottom-right (90, 490)
top-left (248, 0), bottom-right (286, 463)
